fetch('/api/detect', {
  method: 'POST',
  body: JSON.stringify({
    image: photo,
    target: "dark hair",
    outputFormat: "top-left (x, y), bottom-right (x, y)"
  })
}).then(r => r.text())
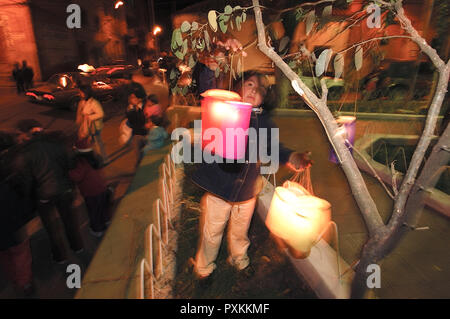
top-left (129, 82), bottom-right (147, 99)
top-left (16, 119), bottom-right (43, 133)
top-left (232, 70), bottom-right (270, 96)
top-left (147, 94), bottom-right (159, 104)
top-left (79, 84), bottom-right (94, 99)
top-left (232, 70), bottom-right (275, 112)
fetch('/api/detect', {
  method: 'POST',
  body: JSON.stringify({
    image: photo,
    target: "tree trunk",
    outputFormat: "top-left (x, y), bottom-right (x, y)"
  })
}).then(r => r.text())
top-left (405, 123), bottom-right (450, 227)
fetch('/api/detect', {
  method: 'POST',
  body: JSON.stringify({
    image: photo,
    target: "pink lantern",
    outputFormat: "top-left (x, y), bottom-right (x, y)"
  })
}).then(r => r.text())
top-left (266, 183), bottom-right (331, 258)
top-left (329, 116), bottom-right (356, 163)
top-left (201, 89), bottom-right (253, 160)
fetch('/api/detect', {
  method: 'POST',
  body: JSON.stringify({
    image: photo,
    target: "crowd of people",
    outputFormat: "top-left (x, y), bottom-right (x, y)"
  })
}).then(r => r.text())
top-left (0, 69), bottom-right (170, 297)
top-left (12, 61), bottom-right (34, 94)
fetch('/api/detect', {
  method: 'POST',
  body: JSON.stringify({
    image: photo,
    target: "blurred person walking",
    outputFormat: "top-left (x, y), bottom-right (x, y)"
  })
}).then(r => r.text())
top-left (69, 138), bottom-right (112, 238)
top-left (22, 60), bottom-right (34, 91)
top-left (14, 119), bottom-right (84, 264)
top-left (0, 131), bottom-right (35, 296)
top-left (76, 85), bottom-right (108, 164)
top-left (125, 82), bottom-right (149, 167)
top-left (12, 62), bottom-right (24, 94)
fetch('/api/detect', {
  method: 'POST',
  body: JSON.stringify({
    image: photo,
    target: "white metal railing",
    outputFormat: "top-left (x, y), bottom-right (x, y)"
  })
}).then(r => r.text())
top-left (139, 150), bottom-right (181, 299)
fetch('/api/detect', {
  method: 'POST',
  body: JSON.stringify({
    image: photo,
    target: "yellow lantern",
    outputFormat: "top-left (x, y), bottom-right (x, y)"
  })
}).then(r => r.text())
top-left (265, 184), bottom-right (331, 258)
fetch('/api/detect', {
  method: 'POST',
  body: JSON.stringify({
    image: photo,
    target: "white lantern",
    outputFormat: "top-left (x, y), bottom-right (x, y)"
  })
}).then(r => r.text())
top-left (266, 184), bottom-right (331, 258)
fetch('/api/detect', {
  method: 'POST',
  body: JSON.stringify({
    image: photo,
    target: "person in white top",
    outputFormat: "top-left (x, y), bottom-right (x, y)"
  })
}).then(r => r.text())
top-left (76, 85), bottom-right (108, 163)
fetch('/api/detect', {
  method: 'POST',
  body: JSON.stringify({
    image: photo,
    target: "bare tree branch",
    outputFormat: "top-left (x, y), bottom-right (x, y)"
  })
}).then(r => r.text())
top-left (337, 36), bottom-right (413, 54)
top-left (388, 2), bottom-right (450, 230)
top-left (252, 0), bottom-right (386, 236)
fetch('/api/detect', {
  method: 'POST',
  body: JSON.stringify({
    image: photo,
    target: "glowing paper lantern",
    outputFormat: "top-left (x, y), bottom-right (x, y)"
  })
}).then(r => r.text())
top-left (329, 116), bottom-right (356, 163)
top-left (201, 89), bottom-right (252, 160)
top-left (266, 184), bottom-right (331, 258)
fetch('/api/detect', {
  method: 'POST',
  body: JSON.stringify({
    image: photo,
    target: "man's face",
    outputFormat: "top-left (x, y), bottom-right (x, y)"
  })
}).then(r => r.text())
top-left (240, 75), bottom-right (265, 107)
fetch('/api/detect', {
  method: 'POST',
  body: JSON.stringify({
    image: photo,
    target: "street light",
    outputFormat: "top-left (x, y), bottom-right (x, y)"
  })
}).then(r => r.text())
top-left (153, 25), bottom-right (162, 36)
top-left (114, 1), bottom-right (124, 9)
top-left (152, 25), bottom-right (162, 57)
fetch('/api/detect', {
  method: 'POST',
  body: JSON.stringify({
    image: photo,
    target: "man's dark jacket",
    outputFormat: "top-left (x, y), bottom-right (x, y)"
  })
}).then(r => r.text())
top-left (191, 108), bottom-right (292, 202)
top-left (0, 148), bottom-right (35, 250)
top-left (14, 132), bottom-right (73, 201)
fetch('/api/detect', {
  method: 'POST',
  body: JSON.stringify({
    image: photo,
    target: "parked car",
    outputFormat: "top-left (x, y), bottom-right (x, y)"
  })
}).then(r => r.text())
top-left (92, 64), bottom-right (136, 79)
top-left (26, 71), bottom-right (131, 111)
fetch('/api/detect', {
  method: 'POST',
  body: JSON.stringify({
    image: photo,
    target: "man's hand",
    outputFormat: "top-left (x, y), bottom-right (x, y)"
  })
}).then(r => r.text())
top-left (287, 151), bottom-right (313, 172)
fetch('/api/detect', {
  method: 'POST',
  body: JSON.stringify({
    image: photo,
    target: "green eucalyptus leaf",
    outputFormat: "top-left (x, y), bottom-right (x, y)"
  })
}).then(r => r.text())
top-left (191, 21), bottom-right (199, 31)
top-left (208, 11), bottom-right (218, 32)
top-left (305, 10), bottom-right (315, 35)
top-left (175, 29), bottom-right (183, 46)
top-left (170, 69), bottom-right (177, 80)
top-left (242, 12), bottom-right (247, 22)
top-left (279, 36), bottom-right (290, 52)
top-left (182, 86), bottom-right (188, 95)
top-left (222, 14), bottom-right (230, 23)
top-left (355, 45), bottom-right (363, 71)
top-left (237, 59), bottom-right (242, 74)
top-left (315, 48), bottom-right (332, 77)
top-left (236, 16), bottom-right (242, 31)
top-left (322, 5), bottom-right (332, 17)
top-left (171, 29), bottom-right (181, 49)
top-left (288, 61), bottom-right (297, 68)
top-left (224, 5), bottom-right (232, 15)
top-left (215, 67), bottom-right (220, 78)
top-left (181, 21), bottom-right (191, 33)
top-left (334, 53), bottom-right (344, 79)
top-left (174, 50), bottom-right (184, 60)
top-left (219, 19), bottom-right (227, 33)
top-left (233, 6), bottom-right (242, 12)
top-left (230, 18), bottom-right (234, 30)
top-left (182, 39), bottom-right (188, 55)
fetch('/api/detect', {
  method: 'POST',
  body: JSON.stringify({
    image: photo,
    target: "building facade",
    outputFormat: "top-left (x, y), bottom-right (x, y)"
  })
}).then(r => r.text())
top-left (0, 0), bottom-right (129, 85)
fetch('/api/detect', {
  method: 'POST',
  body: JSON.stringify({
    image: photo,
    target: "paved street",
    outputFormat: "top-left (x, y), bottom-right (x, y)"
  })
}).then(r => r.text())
top-left (0, 87), bottom-right (138, 298)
